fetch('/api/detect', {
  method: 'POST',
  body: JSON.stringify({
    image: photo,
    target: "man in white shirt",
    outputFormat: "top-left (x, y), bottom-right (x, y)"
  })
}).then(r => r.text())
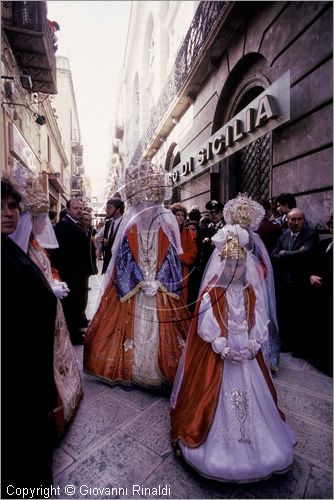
top-left (101, 197), bottom-right (124, 274)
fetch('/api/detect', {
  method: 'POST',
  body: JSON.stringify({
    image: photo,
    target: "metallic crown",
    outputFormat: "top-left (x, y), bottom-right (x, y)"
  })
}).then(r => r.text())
top-left (220, 233), bottom-right (247, 261)
top-left (124, 161), bottom-right (171, 206)
top-left (223, 193), bottom-right (265, 230)
top-left (12, 163), bottom-right (49, 214)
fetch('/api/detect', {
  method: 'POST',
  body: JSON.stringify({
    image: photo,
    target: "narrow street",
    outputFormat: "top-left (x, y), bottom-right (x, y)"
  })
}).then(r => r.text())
top-left (52, 266), bottom-right (333, 499)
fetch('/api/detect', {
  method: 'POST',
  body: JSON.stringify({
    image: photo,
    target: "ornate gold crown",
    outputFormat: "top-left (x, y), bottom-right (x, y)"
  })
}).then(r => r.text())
top-left (223, 193), bottom-right (265, 230)
top-left (12, 164), bottom-right (49, 214)
top-left (212, 224), bottom-right (249, 261)
top-left (220, 233), bottom-right (247, 260)
top-left (124, 161), bottom-right (171, 207)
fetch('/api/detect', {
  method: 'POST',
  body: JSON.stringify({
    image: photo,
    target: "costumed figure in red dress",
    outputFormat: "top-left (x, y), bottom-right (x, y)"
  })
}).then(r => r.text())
top-left (84, 161), bottom-right (191, 390)
top-left (170, 203), bottom-right (296, 482)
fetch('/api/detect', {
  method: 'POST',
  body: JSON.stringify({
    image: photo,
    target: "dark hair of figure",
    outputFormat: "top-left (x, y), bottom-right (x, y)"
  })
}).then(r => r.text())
top-left (1, 177), bottom-right (22, 207)
top-left (275, 193), bottom-right (297, 209)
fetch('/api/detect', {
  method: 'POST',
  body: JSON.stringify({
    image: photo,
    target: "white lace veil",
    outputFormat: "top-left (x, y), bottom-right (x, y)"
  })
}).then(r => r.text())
top-left (171, 225), bottom-right (270, 407)
top-left (9, 212), bottom-right (33, 253)
top-left (31, 213), bottom-right (59, 249)
top-left (101, 202), bottom-right (182, 297)
top-left (9, 212), bottom-right (59, 252)
top-left (247, 228), bottom-right (278, 335)
top-left (98, 162), bottom-right (182, 300)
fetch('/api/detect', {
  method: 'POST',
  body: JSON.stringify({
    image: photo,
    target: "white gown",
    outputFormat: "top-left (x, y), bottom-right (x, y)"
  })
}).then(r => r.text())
top-left (179, 284), bottom-right (297, 483)
top-left (132, 229), bottom-right (163, 387)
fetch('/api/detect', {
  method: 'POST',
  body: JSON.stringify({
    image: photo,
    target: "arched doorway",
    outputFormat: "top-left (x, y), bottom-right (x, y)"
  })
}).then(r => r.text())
top-left (212, 54), bottom-right (272, 203)
top-left (233, 84), bottom-right (271, 202)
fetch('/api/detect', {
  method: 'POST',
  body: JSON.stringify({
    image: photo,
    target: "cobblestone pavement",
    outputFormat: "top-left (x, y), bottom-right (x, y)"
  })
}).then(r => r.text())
top-left (53, 269), bottom-right (333, 499)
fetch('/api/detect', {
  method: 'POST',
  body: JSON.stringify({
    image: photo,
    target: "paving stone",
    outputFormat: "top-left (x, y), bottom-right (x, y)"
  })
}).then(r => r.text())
top-left (287, 414), bottom-right (333, 470)
top-left (73, 345), bottom-right (84, 370)
top-left (275, 384), bottom-right (333, 429)
top-left (123, 399), bottom-right (172, 456)
top-left (110, 385), bottom-right (163, 410)
top-left (230, 455), bottom-right (309, 498)
top-left (304, 461), bottom-right (333, 499)
top-left (54, 432), bottom-right (162, 499)
top-left (53, 446), bottom-right (74, 476)
top-left (81, 373), bottom-right (110, 403)
top-left (279, 353), bottom-right (308, 371)
top-left (52, 281), bottom-right (333, 499)
top-left (135, 453), bottom-right (237, 499)
top-left (275, 365), bottom-right (333, 397)
top-left (303, 361), bottom-right (333, 379)
top-left (60, 391), bottom-right (141, 459)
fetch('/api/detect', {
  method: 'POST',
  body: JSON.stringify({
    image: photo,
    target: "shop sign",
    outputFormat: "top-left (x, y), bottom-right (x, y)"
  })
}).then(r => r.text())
top-left (170, 71), bottom-right (290, 185)
top-left (8, 122), bottom-right (38, 173)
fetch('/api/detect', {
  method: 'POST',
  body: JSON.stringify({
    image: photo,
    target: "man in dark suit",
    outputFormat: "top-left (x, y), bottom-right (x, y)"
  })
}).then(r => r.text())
top-left (308, 214), bottom-right (333, 375)
top-left (271, 208), bottom-right (318, 357)
top-left (198, 200), bottom-right (224, 273)
top-left (53, 198), bottom-right (95, 344)
top-left (101, 197), bottom-right (124, 274)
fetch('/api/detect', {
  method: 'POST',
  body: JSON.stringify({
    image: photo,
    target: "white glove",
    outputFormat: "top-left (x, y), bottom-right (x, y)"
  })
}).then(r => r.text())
top-left (222, 347), bottom-right (243, 362)
top-left (244, 339), bottom-right (261, 357)
top-left (239, 340), bottom-right (261, 362)
top-left (141, 280), bottom-right (159, 297)
top-left (239, 348), bottom-right (254, 361)
top-left (52, 281), bottom-right (70, 299)
top-left (211, 337), bottom-right (227, 354)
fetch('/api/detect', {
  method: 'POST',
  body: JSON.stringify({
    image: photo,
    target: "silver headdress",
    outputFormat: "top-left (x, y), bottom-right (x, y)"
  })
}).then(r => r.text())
top-left (124, 161), bottom-right (172, 207)
top-left (11, 163), bottom-right (49, 215)
top-left (223, 193), bottom-right (265, 230)
top-left (9, 163), bottom-right (58, 251)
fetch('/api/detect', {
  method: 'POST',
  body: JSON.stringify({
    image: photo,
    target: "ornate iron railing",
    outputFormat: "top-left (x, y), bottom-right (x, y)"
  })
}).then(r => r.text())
top-left (130, 1), bottom-right (227, 166)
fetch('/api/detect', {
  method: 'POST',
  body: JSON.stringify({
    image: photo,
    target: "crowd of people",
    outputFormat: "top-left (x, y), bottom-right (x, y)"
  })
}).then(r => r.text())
top-left (1, 161), bottom-right (332, 494)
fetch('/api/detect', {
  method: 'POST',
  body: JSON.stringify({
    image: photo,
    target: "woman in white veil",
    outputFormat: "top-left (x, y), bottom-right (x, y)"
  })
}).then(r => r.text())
top-left (10, 163), bottom-right (83, 436)
top-left (221, 194), bottom-right (281, 371)
top-left (170, 223), bottom-right (296, 483)
top-left (84, 161), bottom-right (191, 390)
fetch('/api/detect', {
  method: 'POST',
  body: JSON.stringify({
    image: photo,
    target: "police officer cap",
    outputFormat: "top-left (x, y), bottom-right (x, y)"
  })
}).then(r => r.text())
top-left (205, 199), bottom-right (223, 211)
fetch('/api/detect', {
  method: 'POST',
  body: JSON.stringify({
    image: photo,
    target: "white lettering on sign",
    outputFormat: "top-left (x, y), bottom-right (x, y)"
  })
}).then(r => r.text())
top-left (169, 71), bottom-right (290, 186)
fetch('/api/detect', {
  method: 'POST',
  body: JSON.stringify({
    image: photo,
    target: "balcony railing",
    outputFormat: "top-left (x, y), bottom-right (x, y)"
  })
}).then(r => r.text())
top-left (2, 1), bottom-right (57, 94)
top-left (130, 1), bottom-right (226, 166)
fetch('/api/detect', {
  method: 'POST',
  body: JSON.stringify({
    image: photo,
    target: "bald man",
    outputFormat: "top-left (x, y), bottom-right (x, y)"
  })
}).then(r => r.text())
top-left (271, 208), bottom-right (318, 357)
top-left (53, 198), bottom-right (96, 344)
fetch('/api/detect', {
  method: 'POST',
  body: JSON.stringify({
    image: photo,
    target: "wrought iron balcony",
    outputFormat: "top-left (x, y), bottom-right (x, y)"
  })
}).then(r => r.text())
top-left (130, 1), bottom-right (227, 166)
top-left (2, 1), bottom-right (57, 94)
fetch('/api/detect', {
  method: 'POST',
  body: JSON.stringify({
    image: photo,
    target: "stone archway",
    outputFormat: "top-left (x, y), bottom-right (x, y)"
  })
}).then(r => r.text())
top-left (212, 54), bottom-right (273, 203)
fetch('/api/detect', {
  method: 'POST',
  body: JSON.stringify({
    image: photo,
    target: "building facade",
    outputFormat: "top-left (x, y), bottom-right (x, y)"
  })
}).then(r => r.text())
top-left (112, 1), bottom-right (332, 226)
top-left (1, 1), bottom-right (69, 212)
top-left (53, 56), bottom-right (90, 205)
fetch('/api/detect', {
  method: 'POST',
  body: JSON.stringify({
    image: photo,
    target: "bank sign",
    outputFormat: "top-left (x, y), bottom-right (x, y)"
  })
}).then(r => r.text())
top-left (170, 71), bottom-right (290, 186)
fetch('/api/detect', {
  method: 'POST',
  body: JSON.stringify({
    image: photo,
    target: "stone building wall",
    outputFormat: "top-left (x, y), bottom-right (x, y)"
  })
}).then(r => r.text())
top-left (170, 1), bottom-right (332, 224)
